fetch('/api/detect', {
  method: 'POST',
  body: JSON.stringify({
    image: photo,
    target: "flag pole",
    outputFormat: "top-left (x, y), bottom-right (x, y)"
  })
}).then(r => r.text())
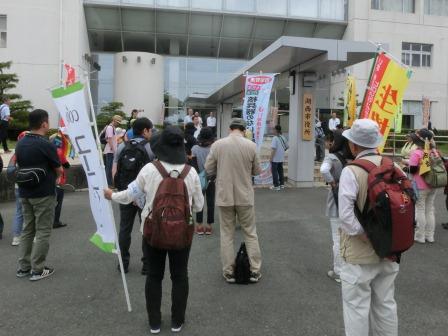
top-left (83, 68), bottom-right (133, 313)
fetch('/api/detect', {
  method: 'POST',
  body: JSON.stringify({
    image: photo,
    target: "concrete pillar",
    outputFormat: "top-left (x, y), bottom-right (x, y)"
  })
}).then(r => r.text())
top-left (218, 103), bottom-right (233, 138)
top-left (114, 52), bottom-right (164, 125)
top-left (288, 72), bottom-right (315, 187)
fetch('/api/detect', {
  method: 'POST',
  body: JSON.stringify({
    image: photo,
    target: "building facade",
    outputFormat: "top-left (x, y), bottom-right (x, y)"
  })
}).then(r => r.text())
top-left (0, 0), bottom-right (447, 129)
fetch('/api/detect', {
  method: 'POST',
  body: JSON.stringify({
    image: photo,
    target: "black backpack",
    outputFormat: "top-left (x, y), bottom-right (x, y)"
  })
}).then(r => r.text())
top-left (114, 140), bottom-right (150, 191)
top-left (234, 242), bottom-right (251, 284)
top-left (99, 125), bottom-right (114, 145)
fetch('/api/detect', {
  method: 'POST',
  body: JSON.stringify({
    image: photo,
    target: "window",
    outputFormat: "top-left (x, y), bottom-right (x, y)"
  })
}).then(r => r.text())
top-left (425, 0), bottom-right (448, 16)
top-left (0, 15), bottom-right (6, 48)
top-left (371, 0), bottom-right (415, 13)
top-left (402, 43), bottom-right (432, 67)
top-left (403, 100), bottom-right (427, 129)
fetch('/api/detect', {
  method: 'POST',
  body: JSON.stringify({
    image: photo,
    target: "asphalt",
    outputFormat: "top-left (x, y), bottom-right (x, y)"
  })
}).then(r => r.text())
top-left (0, 188), bottom-right (447, 336)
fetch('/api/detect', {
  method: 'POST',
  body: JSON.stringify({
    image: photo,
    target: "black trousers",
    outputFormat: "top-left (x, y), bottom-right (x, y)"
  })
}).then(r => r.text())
top-left (0, 120), bottom-right (8, 152)
top-left (196, 181), bottom-right (215, 224)
top-left (271, 162), bottom-right (284, 187)
top-left (142, 240), bottom-right (191, 327)
top-left (54, 187), bottom-right (64, 224)
top-left (119, 203), bottom-right (145, 268)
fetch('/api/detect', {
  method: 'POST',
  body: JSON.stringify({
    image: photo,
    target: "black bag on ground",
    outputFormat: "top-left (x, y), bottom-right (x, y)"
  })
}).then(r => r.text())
top-left (114, 140), bottom-right (150, 191)
top-left (234, 242), bottom-right (251, 284)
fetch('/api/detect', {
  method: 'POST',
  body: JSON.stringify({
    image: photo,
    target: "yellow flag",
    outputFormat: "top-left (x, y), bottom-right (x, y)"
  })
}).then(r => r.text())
top-left (347, 76), bottom-right (357, 127)
top-left (360, 53), bottom-right (412, 153)
top-left (419, 138), bottom-right (431, 176)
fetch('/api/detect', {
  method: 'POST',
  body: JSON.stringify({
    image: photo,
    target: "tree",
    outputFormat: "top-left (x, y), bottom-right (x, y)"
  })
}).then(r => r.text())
top-left (96, 101), bottom-right (126, 131)
top-left (0, 61), bottom-right (33, 130)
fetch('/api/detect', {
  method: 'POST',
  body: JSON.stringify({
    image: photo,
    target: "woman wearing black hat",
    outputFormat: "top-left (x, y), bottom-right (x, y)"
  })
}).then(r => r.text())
top-left (191, 127), bottom-right (215, 235)
top-left (408, 128), bottom-right (437, 243)
top-left (104, 126), bottom-right (204, 334)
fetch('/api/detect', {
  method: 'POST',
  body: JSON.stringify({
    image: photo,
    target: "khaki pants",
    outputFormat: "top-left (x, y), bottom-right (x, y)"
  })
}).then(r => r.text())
top-left (19, 196), bottom-right (55, 273)
top-left (218, 206), bottom-right (261, 275)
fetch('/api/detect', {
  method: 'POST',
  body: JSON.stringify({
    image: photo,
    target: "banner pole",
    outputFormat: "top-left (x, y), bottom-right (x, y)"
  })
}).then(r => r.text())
top-left (359, 52), bottom-right (379, 119)
top-left (84, 70), bottom-right (133, 313)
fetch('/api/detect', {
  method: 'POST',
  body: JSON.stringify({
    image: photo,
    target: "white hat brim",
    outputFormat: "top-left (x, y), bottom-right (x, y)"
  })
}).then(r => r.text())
top-left (342, 128), bottom-right (383, 149)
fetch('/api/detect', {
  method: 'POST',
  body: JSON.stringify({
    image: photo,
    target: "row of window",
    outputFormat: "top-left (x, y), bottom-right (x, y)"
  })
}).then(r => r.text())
top-left (372, 0), bottom-right (448, 16)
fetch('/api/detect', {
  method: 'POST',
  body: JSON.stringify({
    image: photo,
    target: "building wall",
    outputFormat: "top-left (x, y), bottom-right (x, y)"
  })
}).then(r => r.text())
top-left (339, 0), bottom-right (448, 129)
top-left (0, 0), bottom-right (90, 127)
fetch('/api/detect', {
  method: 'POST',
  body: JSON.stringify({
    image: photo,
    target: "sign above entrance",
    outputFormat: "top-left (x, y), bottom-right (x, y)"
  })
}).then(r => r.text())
top-left (302, 93), bottom-right (313, 141)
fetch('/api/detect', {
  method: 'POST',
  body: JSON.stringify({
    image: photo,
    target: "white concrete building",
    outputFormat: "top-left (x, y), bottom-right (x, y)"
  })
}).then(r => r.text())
top-left (0, 0), bottom-right (90, 126)
top-left (336, 0), bottom-right (448, 130)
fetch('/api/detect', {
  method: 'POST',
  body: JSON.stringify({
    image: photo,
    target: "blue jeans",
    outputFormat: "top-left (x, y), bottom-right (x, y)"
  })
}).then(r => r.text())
top-left (104, 153), bottom-right (114, 186)
top-left (271, 162), bottom-right (284, 187)
top-left (13, 188), bottom-right (24, 237)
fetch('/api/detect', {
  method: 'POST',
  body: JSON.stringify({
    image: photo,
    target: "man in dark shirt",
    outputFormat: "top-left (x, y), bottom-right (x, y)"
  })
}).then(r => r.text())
top-left (15, 109), bottom-right (62, 281)
top-left (112, 117), bottom-right (154, 274)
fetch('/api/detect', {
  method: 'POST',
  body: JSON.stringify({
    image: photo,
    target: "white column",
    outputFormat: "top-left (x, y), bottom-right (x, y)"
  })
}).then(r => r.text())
top-left (218, 103), bottom-right (233, 138)
top-left (288, 71), bottom-right (315, 187)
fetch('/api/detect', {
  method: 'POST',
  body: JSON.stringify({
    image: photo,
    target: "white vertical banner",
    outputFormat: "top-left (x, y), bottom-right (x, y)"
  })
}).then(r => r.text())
top-left (51, 82), bottom-right (116, 253)
top-left (242, 74), bottom-right (276, 150)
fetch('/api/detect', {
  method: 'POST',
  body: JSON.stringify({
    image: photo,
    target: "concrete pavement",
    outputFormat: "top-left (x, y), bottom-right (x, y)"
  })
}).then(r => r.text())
top-left (0, 188), bottom-right (447, 336)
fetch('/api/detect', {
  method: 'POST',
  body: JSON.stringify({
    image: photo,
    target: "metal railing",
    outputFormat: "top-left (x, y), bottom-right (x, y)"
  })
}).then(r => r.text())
top-left (383, 133), bottom-right (448, 158)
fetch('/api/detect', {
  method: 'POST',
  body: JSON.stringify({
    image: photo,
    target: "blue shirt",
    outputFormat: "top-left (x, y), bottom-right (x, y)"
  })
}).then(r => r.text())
top-left (271, 135), bottom-right (288, 163)
top-left (0, 104), bottom-right (10, 121)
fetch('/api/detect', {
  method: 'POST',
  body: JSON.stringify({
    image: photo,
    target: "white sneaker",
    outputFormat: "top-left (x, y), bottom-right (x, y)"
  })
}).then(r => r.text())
top-left (327, 270), bottom-right (341, 283)
top-left (425, 237), bottom-right (435, 243)
top-left (280, 185), bottom-right (285, 189)
top-left (269, 186), bottom-right (281, 191)
top-left (11, 236), bottom-right (20, 246)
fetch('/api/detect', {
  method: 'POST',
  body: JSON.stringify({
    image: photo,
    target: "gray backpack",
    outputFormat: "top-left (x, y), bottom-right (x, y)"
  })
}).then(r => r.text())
top-left (423, 151), bottom-right (447, 188)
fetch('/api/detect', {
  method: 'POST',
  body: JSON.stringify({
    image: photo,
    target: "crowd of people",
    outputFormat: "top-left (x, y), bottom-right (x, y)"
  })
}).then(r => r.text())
top-left (1, 105), bottom-right (448, 336)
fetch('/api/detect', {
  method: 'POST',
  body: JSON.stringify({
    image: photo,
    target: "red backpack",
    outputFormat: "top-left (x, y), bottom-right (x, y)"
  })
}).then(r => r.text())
top-left (349, 156), bottom-right (416, 261)
top-left (143, 161), bottom-right (194, 250)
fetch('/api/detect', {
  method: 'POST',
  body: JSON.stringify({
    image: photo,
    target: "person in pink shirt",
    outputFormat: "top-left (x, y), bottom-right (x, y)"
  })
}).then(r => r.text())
top-left (103, 115), bottom-right (123, 187)
top-left (408, 129), bottom-right (438, 243)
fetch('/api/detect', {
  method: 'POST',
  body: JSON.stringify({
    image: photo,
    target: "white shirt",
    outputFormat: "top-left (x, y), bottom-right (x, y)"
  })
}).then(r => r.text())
top-left (338, 149), bottom-right (377, 235)
top-left (184, 115), bottom-right (193, 124)
top-left (193, 125), bottom-right (201, 139)
top-left (207, 116), bottom-right (216, 127)
top-left (112, 161), bottom-right (204, 233)
top-left (328, 118), bottom-right (340, 131)
top-left (0, 104), bottom-right (10, 121)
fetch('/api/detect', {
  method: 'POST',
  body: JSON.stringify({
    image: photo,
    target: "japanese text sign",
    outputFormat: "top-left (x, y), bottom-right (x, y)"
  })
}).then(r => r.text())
top-left (242, 74), bottom-right (276, 150)
top-left (51, 82), bottom-right (117, 253)
top-left (302, 93), bottom-right (313, 141)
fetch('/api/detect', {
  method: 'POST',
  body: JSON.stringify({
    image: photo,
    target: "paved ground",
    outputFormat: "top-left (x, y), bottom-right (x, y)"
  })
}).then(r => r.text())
top-left (0, 188), bottom-right (448, 336)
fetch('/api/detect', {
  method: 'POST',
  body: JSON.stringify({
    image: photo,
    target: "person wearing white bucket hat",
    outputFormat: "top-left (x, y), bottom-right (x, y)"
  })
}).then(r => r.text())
top-left (338, 118), bottom-right (400, 336)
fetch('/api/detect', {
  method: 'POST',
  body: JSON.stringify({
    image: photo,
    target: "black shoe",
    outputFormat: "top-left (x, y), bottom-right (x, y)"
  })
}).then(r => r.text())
top-left (53, 222), bottom-right (67, 229)
top-left (29, 267), bottom-right (55, 281)
top-left (16, 268), bottom-right (31, 278)
top-left (171, 322), bottom-right (183, 333)
top-left (117, 264), bottom-right (129, 274)
top-left (442, 223), bottom-right (448, 230)
top-left (0, 232), bottom-right (2, 240)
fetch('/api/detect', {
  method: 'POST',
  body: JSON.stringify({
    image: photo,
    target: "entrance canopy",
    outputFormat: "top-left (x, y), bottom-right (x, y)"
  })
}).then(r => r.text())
top-left (206, 36), bottom-right (380, 103)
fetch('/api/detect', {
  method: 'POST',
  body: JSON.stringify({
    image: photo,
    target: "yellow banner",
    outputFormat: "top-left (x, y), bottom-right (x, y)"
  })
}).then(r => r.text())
top-left (346, 76), bottom-right (357, 127)
top-left (420, 138), bottom-right (431, 176)
top-left (363, 53), bottom-right (412, 152)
